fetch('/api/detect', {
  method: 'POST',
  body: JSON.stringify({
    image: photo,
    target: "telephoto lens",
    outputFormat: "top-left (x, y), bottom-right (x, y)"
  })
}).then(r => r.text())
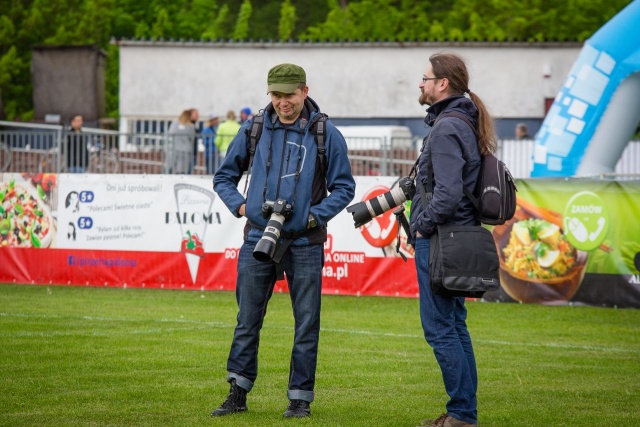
top-left (253, 199), bottom-right (293, 262)
top-left (346, 176), bottom-right (415, 228)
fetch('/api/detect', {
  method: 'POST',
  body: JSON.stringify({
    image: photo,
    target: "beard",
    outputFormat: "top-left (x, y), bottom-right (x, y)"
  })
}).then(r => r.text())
top-left (276, 105), bottom-right (301, 123)
top-left (418, 89), bottom-right (432, 107)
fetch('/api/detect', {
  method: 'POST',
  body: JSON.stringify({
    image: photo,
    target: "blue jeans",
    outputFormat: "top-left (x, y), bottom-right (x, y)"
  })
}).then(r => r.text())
top-left (414, 237), bottom-right (478, 424)
top-left (226, 240), bottom-right (324, 403)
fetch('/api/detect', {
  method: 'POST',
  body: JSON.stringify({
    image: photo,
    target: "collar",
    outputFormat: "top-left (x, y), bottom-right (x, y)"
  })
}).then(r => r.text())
top-left (424, 95), bottom-right (466, 127)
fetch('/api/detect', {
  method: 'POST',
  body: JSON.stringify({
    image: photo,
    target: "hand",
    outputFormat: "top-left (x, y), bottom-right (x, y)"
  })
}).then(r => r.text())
top-left (307, 213), bottom-right (318, 230)
top-left (238, 204), bottom-right (246, 217)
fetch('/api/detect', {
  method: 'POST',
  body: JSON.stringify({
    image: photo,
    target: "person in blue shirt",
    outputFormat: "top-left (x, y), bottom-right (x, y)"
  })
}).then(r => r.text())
top-left (212, 63), bottom-right (355, 419)
top-left (239, 107), bottom-right (253, 124)
top-left (202, 115), bottom-right (219, 174)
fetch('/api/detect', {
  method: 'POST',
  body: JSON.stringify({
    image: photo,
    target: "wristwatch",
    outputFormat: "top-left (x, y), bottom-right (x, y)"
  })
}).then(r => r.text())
top-left (307, 214), bottom-right (318, 229)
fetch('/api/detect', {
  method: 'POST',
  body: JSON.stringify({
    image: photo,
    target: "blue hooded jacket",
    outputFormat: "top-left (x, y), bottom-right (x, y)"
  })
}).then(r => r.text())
top-left (410, 95), bottom-right (481, 238)
top-left (214, 97), bottom-right (355, 244)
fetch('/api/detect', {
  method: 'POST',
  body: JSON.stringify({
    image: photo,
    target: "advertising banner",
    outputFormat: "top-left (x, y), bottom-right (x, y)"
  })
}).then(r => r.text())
top-left (1, 173), bottom-right (639, 307)
top-left (483, 178), bottom-right (640, 308)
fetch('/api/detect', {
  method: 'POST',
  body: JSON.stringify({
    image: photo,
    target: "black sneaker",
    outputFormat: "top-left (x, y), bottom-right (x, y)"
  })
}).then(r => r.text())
top-left (283, 399), bottom-right (311, 418)
top-left (210, 379), bottom-right (248, 417)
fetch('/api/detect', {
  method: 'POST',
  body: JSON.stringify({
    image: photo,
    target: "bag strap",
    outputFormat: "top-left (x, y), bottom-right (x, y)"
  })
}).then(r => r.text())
top-left (437, 111), bottom-right (482, 210)
top-left (423, 111), bottom-right (481, 211)
top-left (313, 113), bottom-right (327, 170)
top-left (242, 112), bottom-right (266, 195)
top-left (415, 110), bottom-right (476, 210)
top-left (309, 113), bottom-right (328, 191)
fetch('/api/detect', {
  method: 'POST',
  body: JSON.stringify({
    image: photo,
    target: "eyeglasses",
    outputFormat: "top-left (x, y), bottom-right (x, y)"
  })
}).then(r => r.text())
top-left (422, 76), bottom-right (440, 83)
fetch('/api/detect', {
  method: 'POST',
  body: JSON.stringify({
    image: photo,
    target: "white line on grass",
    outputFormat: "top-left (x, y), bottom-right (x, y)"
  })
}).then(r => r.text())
top-left (2, 312), bottom-right (638, 354)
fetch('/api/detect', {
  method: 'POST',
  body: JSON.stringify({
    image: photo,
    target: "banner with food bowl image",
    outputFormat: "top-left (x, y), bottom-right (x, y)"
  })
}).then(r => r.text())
top-left (484, 178), bottom-right (640, 308)
top-left (1, 172), bottom-right (639, 307)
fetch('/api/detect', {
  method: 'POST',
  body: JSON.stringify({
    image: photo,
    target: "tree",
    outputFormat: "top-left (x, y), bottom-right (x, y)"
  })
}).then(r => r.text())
top-left (202, 4), bottom-right (231, 40)
top-left (303, 0), bottom-right (351, 40)
top-left (150, 7), bottom-right (172, 40)
top-left (278, 0), bottom-right (297, 40)
top-left (233, 0), bottom-right (252, 40)
top-left (0, 47), bottom-right (22, 119)
top-left (0, 0), bottom-right (632, 121)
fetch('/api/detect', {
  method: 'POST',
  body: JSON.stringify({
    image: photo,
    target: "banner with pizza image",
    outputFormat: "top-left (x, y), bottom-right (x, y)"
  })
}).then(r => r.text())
top-left (1, 172), bottom-right (639, 307)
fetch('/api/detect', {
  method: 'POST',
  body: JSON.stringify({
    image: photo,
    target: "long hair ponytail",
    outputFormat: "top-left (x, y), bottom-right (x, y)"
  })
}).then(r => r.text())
top-left (468, 91), bottom-right (497, 155)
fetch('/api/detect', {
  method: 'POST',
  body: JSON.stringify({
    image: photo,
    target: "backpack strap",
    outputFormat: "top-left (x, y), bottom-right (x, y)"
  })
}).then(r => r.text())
top-left (242, 112), bottom-right (265, 195)
top-left (309, 113), bottom-right (328, 172)
top-left (440, 111), bottom-right (478, 138)
top-left (248, 112), bottom-right (265, 159)
top-left (436, 111), bottom-right (481, 211)
top-left (316, 115), bottom-right (326, 167)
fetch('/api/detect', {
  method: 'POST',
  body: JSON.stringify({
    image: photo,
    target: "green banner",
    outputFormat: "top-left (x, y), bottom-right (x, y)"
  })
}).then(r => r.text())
top-left (484, 178), bottom-right (640, 307)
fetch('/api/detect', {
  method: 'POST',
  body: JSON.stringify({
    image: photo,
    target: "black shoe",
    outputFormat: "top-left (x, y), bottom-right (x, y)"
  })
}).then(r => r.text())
top-left (210, 379), bottom-right (248, 417)
top-left (283, 399), bottom-right (311, 418)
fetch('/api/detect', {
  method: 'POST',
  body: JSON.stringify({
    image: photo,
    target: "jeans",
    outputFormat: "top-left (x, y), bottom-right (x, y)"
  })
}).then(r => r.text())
top-left (414, 237), bottom-right (478, 424)
top-left (226, 240), bottom-right (324, 403)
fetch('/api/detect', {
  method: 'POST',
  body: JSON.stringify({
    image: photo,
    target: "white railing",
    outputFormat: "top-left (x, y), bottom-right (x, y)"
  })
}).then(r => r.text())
top-left (498, 139), bottom-right (640, 178)
top-left (1, 121), bottom-right (639, 177)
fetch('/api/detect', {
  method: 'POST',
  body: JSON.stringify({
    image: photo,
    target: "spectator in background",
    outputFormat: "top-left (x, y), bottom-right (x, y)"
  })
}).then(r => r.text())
top-left (165, 109), bottom-right (196, 174)
top-left (66, 114), bottom-right (88, 173)
top-left (202, 114), bottom-right (220, 174)
top-left (515, 122), bottom-right (531, 140)
top-left (240, 107), bottom-right (253, 124)
top-left (189, 108), bottom-right (200, 173)
top-left (215, 110), bottom-right (241, 159)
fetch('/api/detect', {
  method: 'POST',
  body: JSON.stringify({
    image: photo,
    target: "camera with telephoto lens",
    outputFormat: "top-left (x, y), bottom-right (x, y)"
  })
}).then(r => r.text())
top-left (346, 176), bottom-right (415, 228)
top-left (253, 198), bottom-right (293, 262)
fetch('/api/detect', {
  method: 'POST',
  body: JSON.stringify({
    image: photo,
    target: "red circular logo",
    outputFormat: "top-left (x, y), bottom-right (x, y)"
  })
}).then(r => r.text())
top-left (358, 186), bottom-right (399, 248)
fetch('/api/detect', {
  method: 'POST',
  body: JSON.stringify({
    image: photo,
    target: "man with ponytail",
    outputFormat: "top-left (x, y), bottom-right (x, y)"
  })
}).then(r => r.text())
top-left (410, 52), bottom-right (497, 427)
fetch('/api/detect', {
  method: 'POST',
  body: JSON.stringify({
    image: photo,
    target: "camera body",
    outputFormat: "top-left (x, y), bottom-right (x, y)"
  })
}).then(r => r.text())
top-left (396, 176), bottom-right (416, 201)
top-left (261, 198), bottom-right (293, 220)
top-left (253, 199), bottom-right (293, 262)
top-left (346, 176), bottom-right (415, 228)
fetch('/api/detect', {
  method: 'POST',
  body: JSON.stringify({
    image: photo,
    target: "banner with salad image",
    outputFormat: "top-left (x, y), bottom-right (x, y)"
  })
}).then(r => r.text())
top-left (484, 178), bottom-right (640, 307)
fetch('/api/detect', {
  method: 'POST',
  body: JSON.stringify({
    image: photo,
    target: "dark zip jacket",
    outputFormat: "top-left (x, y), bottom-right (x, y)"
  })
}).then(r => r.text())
top-left (410, 95), bottom-right (481, 238)
top-left (214, 97), bottom-right (355, 244)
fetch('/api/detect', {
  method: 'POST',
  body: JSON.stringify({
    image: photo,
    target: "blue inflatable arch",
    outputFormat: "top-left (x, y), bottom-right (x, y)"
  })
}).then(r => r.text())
top-left (531, 0), bottom-right (640, 177)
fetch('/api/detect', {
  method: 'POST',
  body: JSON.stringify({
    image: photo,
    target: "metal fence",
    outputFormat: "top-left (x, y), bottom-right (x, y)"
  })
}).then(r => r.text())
top-left (1, 121), bottom-right (639, 178)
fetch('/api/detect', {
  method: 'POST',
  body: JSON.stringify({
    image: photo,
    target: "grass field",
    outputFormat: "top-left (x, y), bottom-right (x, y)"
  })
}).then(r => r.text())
top-left (1, 283), bottom-right (639, 427)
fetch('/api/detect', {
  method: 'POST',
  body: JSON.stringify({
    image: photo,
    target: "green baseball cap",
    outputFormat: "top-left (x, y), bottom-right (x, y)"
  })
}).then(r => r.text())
top-left (267, 63), bottom-right (306, 94)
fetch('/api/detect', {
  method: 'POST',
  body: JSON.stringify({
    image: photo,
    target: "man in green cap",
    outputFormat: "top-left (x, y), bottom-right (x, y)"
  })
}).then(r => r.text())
top-left (212, 63), bottom-right (355, 418)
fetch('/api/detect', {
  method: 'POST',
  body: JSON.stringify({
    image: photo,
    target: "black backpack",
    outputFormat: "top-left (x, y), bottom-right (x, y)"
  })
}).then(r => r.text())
top-left (468, 151), bottom-right (517, 225)
top-left (437, 112), bottom-right (517, 226)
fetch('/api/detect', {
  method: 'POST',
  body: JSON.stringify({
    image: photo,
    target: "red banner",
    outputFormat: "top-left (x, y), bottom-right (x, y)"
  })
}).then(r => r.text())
top-left (2, 173), bottom-right (639, 307)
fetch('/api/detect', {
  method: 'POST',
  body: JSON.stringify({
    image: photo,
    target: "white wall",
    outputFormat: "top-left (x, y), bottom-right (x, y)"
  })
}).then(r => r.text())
top-left (117, 41), bottom-right (580, 122)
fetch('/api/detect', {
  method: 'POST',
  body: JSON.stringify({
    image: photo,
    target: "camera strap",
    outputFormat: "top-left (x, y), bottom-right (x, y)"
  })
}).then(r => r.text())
top-left (393, 206), bottom-right (410, 262)
top-left (418, 116), bottom-right (441, 209)
top-left (271, 238), bottom-right (293, 266)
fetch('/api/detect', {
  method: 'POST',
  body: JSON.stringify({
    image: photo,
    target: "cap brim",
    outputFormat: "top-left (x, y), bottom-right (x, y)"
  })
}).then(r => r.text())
top-left (267, 82), bottom-right (300, 94)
